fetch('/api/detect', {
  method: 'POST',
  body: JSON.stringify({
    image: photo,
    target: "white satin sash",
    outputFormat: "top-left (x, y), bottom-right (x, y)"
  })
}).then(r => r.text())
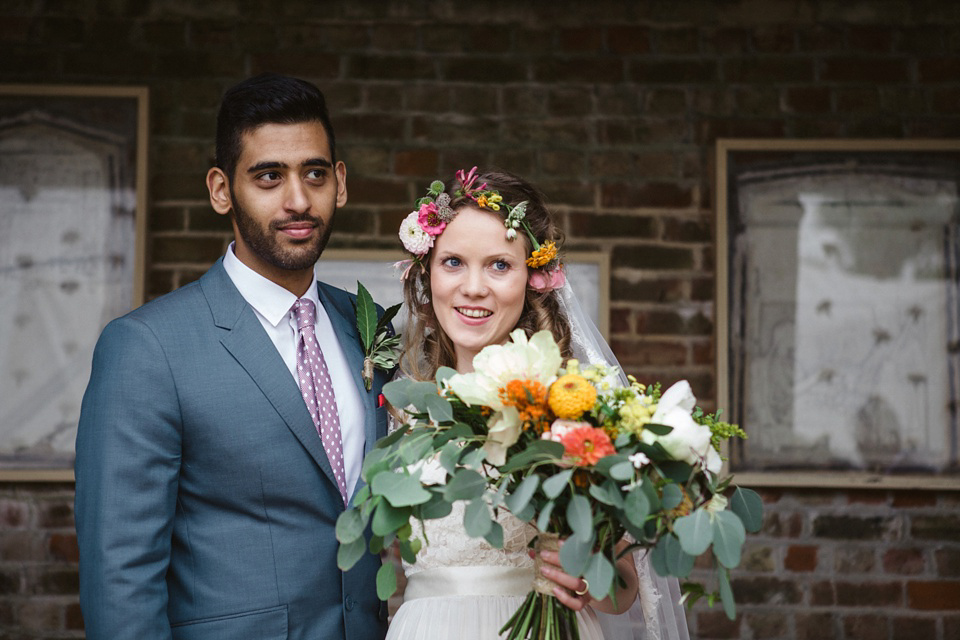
top-left (404, 566), bottom-right (533, 600)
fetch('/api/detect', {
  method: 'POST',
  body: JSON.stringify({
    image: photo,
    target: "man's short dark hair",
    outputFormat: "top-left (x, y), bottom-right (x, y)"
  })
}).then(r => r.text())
top-left (215, 73), bottom-right (337, 180)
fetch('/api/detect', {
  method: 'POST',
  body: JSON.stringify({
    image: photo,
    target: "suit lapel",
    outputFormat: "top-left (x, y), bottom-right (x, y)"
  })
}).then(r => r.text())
top-left (201, 262), bottom-right (340, 491)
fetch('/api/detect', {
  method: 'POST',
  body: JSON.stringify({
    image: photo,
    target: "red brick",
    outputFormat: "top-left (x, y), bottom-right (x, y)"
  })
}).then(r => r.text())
top-left (652, 28), bottom-right (699, 55)
top-left (883, 548), bottom-right (925, 575)
top-left (346, 178), bottom-right (408, 205)
top-left (722, 57), bottom-right (814, 83)
top-left (610, 339), bottom-right (688, 367)
top-left (821, 56), bottom-right (910, 83)
top-left (835, 581), bottom-right (902, 607)
top-left (785, 545), bottom-right (817, 572)
top-left (607, 26), bottom-right (651, 54)
top-left (751, 26), bottom-right (796, 53)
top-left (0, 500), bottom-right (30, 529)
top-left (393, 149), bottom-right (438, 177)
top-left (48, 534), bottom-right (79, 563)
top-left (891, 616), bottom-right (936, 640)
top-left (609, 308), bottom-right (632, 334)
top-left (843, 614), bottom-right (888, 640)
top-left (696, 610), bottom-right (741, 638)
top-left (601, 182), bottom-right (693, 209)
top-left (907, 580), bottom-right (960, 610)
top-left (559, 27), bottom-right (603, 52)
top-left (796, 612), bottom-right (838, 640)
top-left (936, 549), bottom-right (960, 577)
top-left (847, 490), bottom-right (889, 505)
top-left (919, 57), bottom-right (960, 82)
top-left (66, 602), bottom-right (85, 630)
top-left (847, 26), bottom-right (896, 52)
top-left (891, 491), bottom-right (938, 508)
top-left (784, 87), bottom-right (832, 113)
top-left (745, 612), bottom-right (787, 639)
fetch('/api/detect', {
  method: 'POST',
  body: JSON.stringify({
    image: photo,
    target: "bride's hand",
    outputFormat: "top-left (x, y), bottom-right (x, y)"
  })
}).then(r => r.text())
top-left (535, 547), bottom-right (592, 612)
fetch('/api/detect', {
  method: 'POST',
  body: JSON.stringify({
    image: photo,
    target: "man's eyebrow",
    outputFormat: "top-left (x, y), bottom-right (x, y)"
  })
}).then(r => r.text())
top-left (247, 161), bottom-right (287, 173)
top-left (302, 157), bottom-right (333, 168)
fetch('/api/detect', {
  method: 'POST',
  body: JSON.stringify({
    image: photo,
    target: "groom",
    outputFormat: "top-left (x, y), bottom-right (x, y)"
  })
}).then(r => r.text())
top-left (75, 74), bottom-right (389, 640)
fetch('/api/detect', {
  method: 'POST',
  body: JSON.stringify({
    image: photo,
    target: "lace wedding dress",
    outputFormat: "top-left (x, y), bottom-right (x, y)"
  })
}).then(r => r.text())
top-left (385, 455), bottom-right (605, 640)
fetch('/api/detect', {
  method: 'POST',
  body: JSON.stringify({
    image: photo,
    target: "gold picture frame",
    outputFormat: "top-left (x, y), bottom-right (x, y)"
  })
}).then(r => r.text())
top-left (0, 85), bottom-right (149, 482)
top-left (716, 138), bottom-right (960, 489)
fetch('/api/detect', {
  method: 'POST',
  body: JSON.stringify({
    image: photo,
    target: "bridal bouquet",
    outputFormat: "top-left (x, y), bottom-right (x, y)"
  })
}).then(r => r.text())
top-left (336, 329), bottom-right (762, 640)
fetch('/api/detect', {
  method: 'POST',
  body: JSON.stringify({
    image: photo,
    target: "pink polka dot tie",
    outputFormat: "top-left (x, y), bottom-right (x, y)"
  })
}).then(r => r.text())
top-left (292, 298), bottom-right (347, 505)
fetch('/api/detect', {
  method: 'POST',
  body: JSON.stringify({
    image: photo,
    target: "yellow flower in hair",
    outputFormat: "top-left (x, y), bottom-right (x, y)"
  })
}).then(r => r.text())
top-left (526, 241), bottom-right (558, 268)
top-left (487, 194), bottom-right (502, 211)
top-left (549, 373), bottom-right (598, 420)
top-left (476, 195), bottom-right (489, 208)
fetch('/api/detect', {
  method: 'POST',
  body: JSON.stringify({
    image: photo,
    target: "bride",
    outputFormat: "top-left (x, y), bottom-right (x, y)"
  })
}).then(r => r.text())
top-left (386, 168), bottom-right (690, 640)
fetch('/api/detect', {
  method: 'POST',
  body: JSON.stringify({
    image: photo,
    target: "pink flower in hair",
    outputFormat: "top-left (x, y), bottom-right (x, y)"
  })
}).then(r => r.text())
top-left (456, 166), bottom-right (480, 194)
top-left (417, 201), bottom-right (446, 236)
top-left (528, 267), bottom-right (566, 293)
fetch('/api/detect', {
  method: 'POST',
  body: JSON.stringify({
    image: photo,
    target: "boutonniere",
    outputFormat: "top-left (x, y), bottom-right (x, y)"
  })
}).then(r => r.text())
top-left (354, 281), bottom-right (402, 391)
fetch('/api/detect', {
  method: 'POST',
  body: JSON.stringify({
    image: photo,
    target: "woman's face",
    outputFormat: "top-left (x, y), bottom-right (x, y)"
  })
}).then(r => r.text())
top-left (429, 205), bottom-right (529, 372)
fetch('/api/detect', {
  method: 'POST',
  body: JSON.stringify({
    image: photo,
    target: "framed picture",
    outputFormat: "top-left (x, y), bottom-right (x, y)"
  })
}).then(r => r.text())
top-left (0, 85), bottom-right (149, 481)
top-left (716, 139), bottom-right (960, 489)
top-left (315, 249), bottom-right (611, 338)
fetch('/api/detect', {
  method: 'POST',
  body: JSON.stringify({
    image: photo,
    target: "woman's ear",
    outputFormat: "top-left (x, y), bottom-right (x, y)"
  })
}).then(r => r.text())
top-left (206, 167), bottom-right (232, 216)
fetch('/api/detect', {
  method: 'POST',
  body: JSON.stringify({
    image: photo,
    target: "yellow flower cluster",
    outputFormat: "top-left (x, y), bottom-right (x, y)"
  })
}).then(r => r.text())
top-left (548, 373), bottom-right (597, 419)
top-left (476, 193), bottom-right (503, 211)
top-left (619, 396), bottom-right (655, 435)
top-left (526, 241), bottom-right (558, 268)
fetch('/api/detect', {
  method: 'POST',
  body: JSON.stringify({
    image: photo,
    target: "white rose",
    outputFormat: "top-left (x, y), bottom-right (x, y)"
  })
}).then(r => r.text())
top-left (642, 380), bottom-right (713, 466)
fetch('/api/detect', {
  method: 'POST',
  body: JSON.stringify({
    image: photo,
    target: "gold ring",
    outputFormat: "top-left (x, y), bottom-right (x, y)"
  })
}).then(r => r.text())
top-left (574, 579), bottom-right (589, 596)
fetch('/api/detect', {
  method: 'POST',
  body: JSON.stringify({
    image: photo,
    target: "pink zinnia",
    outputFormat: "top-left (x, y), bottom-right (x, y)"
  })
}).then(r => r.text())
top-left (417, 202), bottom-right (446, 236)
top-left (560, 426), bottom-right (615, 467)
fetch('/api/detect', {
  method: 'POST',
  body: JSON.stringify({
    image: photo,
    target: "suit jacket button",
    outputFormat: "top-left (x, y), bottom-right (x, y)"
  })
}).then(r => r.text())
top-left (345, 594), bottom-right (355, 611)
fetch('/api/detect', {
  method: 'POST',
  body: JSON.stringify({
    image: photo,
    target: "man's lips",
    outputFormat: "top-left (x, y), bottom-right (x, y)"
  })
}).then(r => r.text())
top-left (276, 221), bottom-right (317, 239)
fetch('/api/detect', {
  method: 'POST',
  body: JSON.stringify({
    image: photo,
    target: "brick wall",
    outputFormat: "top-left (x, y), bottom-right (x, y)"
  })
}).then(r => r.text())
top-left (1, 1), bottom-right (959, 637)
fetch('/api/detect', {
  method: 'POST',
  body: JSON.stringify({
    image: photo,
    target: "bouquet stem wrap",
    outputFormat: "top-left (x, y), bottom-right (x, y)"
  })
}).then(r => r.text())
top-left (532, 533), bottom-right (561, 596)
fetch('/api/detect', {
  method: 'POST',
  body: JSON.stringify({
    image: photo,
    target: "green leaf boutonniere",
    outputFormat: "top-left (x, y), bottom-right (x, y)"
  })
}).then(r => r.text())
top-left (354, 281), bottom-right (402, 391)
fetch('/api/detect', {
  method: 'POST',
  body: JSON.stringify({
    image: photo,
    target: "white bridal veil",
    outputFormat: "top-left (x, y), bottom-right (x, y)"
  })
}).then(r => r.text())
top-left (556, 281), bottom-right (691, 640)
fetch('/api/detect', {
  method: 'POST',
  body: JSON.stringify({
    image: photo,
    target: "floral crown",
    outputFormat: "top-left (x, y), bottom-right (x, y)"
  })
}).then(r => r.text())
top-left (397, 167), bottom-right (566, 292)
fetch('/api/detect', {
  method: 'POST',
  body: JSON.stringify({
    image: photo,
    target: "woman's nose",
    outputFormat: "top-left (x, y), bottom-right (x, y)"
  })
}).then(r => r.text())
top-left (460, 268), bottom-right (489, 297)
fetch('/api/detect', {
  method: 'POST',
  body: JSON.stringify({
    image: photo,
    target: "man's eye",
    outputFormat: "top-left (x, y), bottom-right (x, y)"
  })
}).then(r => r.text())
top-left (306, 169), bottom-right (327, 180)
top-left (258, 172), bottom-right (281, 183)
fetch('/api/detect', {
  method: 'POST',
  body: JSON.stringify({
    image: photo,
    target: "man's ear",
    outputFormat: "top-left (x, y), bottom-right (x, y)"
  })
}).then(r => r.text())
top-left (335, 161), bottom-right (348, 208)
top-left (207, 167), bottom-right (232, 216)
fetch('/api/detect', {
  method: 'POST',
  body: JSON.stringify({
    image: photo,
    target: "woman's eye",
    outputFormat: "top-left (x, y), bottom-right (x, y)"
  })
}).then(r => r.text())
top-left (443, 257), bottom-right (461, 268)
top-left (492, 259), bottom-right (509, 271)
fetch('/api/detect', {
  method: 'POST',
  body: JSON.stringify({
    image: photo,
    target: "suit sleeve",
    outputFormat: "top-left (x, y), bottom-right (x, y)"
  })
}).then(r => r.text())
top-left (75, 316), bottom-right (182, 640)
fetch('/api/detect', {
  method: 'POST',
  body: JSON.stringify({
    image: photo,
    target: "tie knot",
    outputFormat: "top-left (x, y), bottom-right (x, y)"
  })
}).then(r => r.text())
top-left (292, 298), bottom-right (317, 330)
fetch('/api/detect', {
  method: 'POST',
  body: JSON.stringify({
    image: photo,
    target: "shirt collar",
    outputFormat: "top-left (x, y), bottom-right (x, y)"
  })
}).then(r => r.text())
top-left (222, 242), bottom-right (319, 327)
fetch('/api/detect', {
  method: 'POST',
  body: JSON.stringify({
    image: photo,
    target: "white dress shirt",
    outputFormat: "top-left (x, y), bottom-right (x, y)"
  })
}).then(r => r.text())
top-left (222, 244), bottom-right (365, 498)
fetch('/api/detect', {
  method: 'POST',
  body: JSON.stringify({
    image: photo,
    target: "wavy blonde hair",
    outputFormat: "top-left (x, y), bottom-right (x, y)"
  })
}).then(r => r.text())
top-left (400, 169), bottom-right (572, 381)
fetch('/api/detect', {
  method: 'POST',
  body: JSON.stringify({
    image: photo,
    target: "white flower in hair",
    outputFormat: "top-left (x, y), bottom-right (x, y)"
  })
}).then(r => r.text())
top-left (399, 210), bottom-right (434, 256)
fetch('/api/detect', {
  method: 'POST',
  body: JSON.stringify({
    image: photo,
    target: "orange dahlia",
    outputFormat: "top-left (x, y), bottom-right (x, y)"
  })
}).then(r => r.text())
top-left (560, 426), bottom-right (615, 466)
top-left (548, 374), bottom-right (597, 419)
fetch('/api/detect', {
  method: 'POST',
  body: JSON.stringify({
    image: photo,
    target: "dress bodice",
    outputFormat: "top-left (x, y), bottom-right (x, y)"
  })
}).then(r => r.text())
top-left (404, 457), bottom-right (537, 577)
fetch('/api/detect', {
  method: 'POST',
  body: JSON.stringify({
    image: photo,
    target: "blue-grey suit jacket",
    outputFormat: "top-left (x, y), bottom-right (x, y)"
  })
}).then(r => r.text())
top-left (75, 260), bottom-right (389, 640)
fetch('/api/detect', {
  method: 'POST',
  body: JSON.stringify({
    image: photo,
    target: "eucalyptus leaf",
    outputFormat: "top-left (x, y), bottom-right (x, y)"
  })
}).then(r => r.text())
top-left (659, 461), bottom-right (695, 484)
top-left (505, 475), bottom-right (540, 514)
top-left (661, 483), bottom-right (683, 511)
top-left (542, 469), bottom-right (573, 499)
top-left (650, 536), bottom-right (669, 577)
top-left (484, 520), bottom-right (504, 548)
top-left (376, 562), bottom-right (398, 600)
top-left (439, 441), bottom-right (463, 475)
top-left (361, 447), bottom-right (392, 482)
top-left (674, 510), bottom-right (712, 556)
top-left (717, 565), bottom-right (736, 620)
top-left (375, 424), bottom-right (409, 450)
top-left (536, 500), bottom-right (555, 532)
top-left (624, 486), bottom-right (650, 528)
top-left (609, 460), bottom-right (634, 481)
top-left (712, 510), bottom-right (746, 568)
top-left (336, 536), bottom-right (367, 571)
top-left (461, 447), bottom-right (486, 470)
top-left (559, 533), bottom-right (592, 577)
top-left (444, 468), bottom-right (486, 501)
top-left (405, 381), bottom-right (442, 412)
top-left (398, 538), bottom-right (418, 564)
top-left (641, 479), bottom-right (661, 512)
top-left (663, 533), bottom-right (695, 578)
top-left (584, 552), bottom-right (616, 600)
top-left (399, 434), bottom-right (434, 465)
top-left (371, 500), bottom-right (411, 536)
top-left (436, 366), bottom-right (457, 386)
top-left (499, 440), bottom-right (565, 473)
top-left (464, 498), bottom-right (493, 538)
top-left (355, 282), bottom-right (377, 351)
top-left (352, 484), bottom-right (369, 506)
top-left (368, 534), bottom-right (385, 555)
top-left (588, 483), bottom-right (618, 508)
top-left (436, 422), bottom-right (473, 447)
top-left (425, 393), bottom-right (454, 424)
top-left (513, 502), bottom-right (536, 522)
top-left (567, 494), bottom-right (593, 540)
top-left (371, 470), bottom-right (432, 507)
top-left (335, 508), bottom-right (367, 543)
top-left (382, 378), bottom-right (414, 409)
top-left (418, 491), bottom-right (453, 520)
top-left (731, 487), bottom-right (764, 533)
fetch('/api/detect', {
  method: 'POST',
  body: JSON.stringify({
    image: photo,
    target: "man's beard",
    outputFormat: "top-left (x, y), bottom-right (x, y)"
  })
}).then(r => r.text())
top-left (231, 194), bottom-right (334, 271)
